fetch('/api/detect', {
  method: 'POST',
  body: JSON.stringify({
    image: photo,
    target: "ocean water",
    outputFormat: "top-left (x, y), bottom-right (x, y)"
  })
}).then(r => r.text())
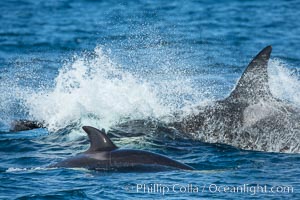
top-left (0, 0), bottom-right (299, 199)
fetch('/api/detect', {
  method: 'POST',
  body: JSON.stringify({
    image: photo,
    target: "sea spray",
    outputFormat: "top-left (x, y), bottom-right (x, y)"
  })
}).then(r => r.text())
top-left (24, 47), bottom-right (169, 132)
top-left (1, 47), bottom-right (299, 142)
top-left (269, 59), bottom-right (300, 106)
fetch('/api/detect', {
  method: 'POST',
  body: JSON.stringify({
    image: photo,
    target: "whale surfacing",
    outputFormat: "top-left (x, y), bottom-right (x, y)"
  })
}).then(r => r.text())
top-left (9, 46), bottom-right (300, 153)
top-left (172, 46), bottom-right (300, 153)
top-left (49, 126), bottom-right (194, 171)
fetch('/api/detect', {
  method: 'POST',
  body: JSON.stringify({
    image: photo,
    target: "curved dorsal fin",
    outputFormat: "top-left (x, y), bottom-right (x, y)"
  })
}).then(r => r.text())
top-left (227, 46), bottom-right (273, 104)
top-left (82, 126), bottom-right (118, 152)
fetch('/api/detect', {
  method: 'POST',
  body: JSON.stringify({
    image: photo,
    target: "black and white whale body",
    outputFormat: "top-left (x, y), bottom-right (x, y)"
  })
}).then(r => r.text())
top-left (49, 126), bottom-right (194, 171)
top-left (9, 46), bottom-right (300, 153)
top-left (111, 46), bottom-right (300, 153)
top-left (170, 46), bottom-right (300, 153)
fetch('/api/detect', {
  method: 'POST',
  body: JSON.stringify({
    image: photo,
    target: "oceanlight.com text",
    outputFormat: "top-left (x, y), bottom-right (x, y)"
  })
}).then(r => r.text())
top-left (124, 183), bottom-right (294, 196)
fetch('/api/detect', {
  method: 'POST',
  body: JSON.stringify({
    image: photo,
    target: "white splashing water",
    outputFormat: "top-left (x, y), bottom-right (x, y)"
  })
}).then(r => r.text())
top-left (5, 167), bottom-right (45, 173)
top-left (23, 47), bottom-right (171, 132)
top-left (269, 59), bottom-right (300, 106)
top-left (2, 47), bottom-right (299, 141)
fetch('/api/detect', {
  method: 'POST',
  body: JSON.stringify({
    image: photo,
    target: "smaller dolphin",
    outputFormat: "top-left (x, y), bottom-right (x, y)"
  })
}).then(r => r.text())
top-left (49, 126), bottom-right (194, 171)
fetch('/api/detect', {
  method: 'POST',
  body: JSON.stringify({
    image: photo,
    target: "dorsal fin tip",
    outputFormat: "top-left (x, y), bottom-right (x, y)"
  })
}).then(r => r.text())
top-left (254, 45), bottom-right (272, 62)
top-left (262, 45), bottom-right (272, 53)
top-left (227, 45), bottom-right (273, 104)
top-left (82, 126), bottom-right (117, 152)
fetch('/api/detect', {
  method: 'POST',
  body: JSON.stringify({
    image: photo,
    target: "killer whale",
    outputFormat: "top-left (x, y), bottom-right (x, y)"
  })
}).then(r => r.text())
top-left (9, 46), bottom-right (300, 153)
top-left (111, 46), bottom-right (300, 153)
top-left (170, 46), bottom-right (300, 153)
top-left (49, 126), bottom-right (194, 171)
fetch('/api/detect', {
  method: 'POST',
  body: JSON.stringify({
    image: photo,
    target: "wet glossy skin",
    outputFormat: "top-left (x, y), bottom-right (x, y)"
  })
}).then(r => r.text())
top-left (50, 149), bottom-right (194, 170)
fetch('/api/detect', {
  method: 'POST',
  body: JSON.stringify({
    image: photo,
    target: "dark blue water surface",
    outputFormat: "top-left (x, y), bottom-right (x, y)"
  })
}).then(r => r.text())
top-left (0, 0), bottom-right (300, 199)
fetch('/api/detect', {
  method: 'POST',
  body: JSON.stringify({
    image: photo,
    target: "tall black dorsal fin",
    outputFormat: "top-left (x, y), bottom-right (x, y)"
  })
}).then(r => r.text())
top-left (82, 126), bottom-right (118, 152)
top-left (227, 46), bottom-right (273, 104)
